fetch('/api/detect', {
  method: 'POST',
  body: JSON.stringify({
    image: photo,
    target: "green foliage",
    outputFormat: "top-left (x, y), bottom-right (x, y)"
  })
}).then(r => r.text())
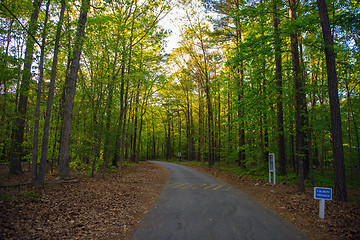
top-left (348, 195), bottom-right (360, 205)
top-left (21, 191), bottom-right (41, 201)
top-left (68, 159), bottom-right (83, 171)
top-left (123, 161), bottom-right (137, 167)
top-left (179, 161), bottom-right (204, 166)
top-left (217, 163), bottom-right (269, 182)
top-left (0, 193), bottom-right (12, 201)
top-left (276, 171), bottom-right (298, 185)
top-left (109, 165), bottom-right (118, 173)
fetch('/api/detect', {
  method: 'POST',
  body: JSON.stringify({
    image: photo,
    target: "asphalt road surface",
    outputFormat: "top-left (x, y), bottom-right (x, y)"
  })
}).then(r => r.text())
top-left (131, 161), bottom-right (307, 240)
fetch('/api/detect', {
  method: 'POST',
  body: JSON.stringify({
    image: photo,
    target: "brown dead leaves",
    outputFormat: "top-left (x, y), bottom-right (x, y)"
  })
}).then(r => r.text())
top-left (0, 162), bottom-right (168, 240)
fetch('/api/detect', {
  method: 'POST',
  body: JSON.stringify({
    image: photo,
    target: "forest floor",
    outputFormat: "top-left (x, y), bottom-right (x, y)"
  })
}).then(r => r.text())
top-left (183, 162), bottom-right (360, 240)
top-left (0, 162), bottom-right (168, 240)
top-left (1, 161), bottom-right (359, 240)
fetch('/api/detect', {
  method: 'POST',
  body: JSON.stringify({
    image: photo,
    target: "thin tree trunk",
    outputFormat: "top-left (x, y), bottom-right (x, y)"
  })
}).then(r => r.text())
top-left (131, 83), bottom-right (140, 163)
top-left (135, 100), bottom-right (148, 163)
top-left (227, 80), bottom-right (232, 158)
top-left (103, 87), bottom-right (113, 165)
top-left (234, 0), bottom-right (245, 168)
top-left (352, 115), bottom-right (360, 184)
top-left (57, 16), bottom-right (73, 163)
top-left (289, 0), bottom-right (307, 193)
top-left (58, 0), bottom-right (90, 179)
top-left (0, 20), bottom-right (14, 124)
top-left (152, 118), bottom-right (156, 159)
top-left (37, 0), bottom-right (66, 184)
top-left (31, 0), bottom-right (51, 185)
top-left (345, 75), bottom-right (354, 184)
top-left (205, 80), bottom-right (214, 167)
top-left (10, 0), bottom-right (42, 175)
top-left (178, 108), bottom-right (182, 162)
top-left (113, 61), bottom-right (126, 167)
top-left (119, 21), bottom-right (135, 170)
top-left (104, 37), bottom-right (122, 165)
top-left (273, 0), bottom-right (286, 175)
top-left (199, 87), bottom-right (204, 164)
top-left (217, 78), bottom-right (221, 163)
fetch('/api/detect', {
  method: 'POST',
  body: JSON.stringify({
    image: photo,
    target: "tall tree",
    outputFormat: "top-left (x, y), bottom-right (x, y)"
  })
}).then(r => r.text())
top-left (58, 0), bottom-right (90, 179)
top-left (37, 0), bottom-right (66, 184)
top-left (273, 0), bottom-right (286, 176)
top-left (31, 0), bottom-right (51, 185)
top-left (233, 0), bottom-right (246, 168)
top-left (288, 0), bottom-right (307, 193)
top-left (317, 0), bottom-right (347, 201)
top-left (10, 0), bottom-right (43, 174)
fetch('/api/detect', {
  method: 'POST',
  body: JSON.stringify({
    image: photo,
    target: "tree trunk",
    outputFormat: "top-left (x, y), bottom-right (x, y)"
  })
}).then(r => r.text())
top-left (199, 87), bottom-right (204, 164)
top-left (317, 0), bottom-right (347, 201)
top-left (352, 115), bottom-right (360, 184)
top-left (36, 0), bottom-right (66, 184)
top-left (345, 75), bottom-right (354, 184)
top-left (113, 61), bottom-right (126, 167)
top-left (289, 0), bottom-right (307, 193)
top-left (104, 36), bottom-right (122, 165)
top-left (103, 86), bottom-right (113, 165)
top-left (205, 81), bottom-right (214, 167)
top-left (273, 0), bottom-right (286, 176)
top-left (10, 0), bottom-right (42, 175)
top-left (234, 0), bottom-right (245, 168)
top-left (58, 0), bottom-right (90, 179)
top-left (227, 81), bottom-right (232, 157)
top-left (119, 33), bottom-right (134, 171)
top-left (131, 82), bottom-right (140, 163)
top-left (178, 108), bottom-right (182, 162)
top-left (31, 0), bottom-right (51, 185)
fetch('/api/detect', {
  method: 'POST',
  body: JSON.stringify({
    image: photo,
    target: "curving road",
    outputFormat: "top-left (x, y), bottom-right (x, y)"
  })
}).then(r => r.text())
top-left (131, 161), bottom-right (307, 240)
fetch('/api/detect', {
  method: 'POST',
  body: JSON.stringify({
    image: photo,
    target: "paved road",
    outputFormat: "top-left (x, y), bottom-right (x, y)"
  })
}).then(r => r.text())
top-left (131, 162), bottom-right (307, 240)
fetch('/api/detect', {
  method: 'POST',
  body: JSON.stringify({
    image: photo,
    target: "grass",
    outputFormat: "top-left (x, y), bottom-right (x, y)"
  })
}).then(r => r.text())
top-left (156, 159), bottom-right (360, 203)
top-left (163, 159), bottom-right (360, 189)
top-left (123, 161), bottom-right (137, 167)
top-left (0, 193), bottom-right (12, 201)
top-left (20, 191), bottom-right (41, 201)
top-left (348, 195), bottom-right (360, 205)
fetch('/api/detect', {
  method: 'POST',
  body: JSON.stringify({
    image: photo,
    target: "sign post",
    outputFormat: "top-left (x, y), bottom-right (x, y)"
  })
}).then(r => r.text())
top-left (268, 153), bottom-right (275, 185)
top-left (314, 187), bottom-right (332, 219)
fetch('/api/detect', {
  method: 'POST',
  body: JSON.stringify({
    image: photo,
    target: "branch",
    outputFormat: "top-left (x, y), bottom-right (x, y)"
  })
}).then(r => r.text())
top-left (0, 2), bottom-right (41, 48)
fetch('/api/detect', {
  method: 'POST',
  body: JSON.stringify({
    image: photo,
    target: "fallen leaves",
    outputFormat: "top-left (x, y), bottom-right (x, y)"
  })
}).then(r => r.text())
top-left (0, 162), bottom-right (168, 240)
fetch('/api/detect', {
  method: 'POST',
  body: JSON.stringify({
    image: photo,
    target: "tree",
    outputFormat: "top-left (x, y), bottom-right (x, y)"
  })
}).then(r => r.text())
top-left (36, 0), bottom-right (66, 184)
top-left (288, 0), bottom-right (307, 193)
top-left (10, 0), bottom-right (42, 174)
top-left (58, 0), bottom-right (90, 179)
top-left (31, 0), bottom-right (51, 185)
top-left (273, 0), bottom-right (286, 176)
top-left (317, 0), bottom-right (347, 201)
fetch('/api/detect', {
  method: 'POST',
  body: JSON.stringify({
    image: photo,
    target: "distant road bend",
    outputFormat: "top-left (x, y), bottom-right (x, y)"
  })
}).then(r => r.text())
top-left (131, 161), bottom-right (307, 240)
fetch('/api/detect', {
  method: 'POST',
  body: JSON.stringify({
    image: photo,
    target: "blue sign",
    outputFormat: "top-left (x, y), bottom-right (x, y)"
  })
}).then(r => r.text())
top-left (314, 187), bottom-right (332, 200)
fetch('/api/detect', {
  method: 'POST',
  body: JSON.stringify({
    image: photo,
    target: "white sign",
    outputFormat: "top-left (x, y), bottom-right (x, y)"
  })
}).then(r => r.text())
top-left (268, 153), bottom-right (276, 185)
